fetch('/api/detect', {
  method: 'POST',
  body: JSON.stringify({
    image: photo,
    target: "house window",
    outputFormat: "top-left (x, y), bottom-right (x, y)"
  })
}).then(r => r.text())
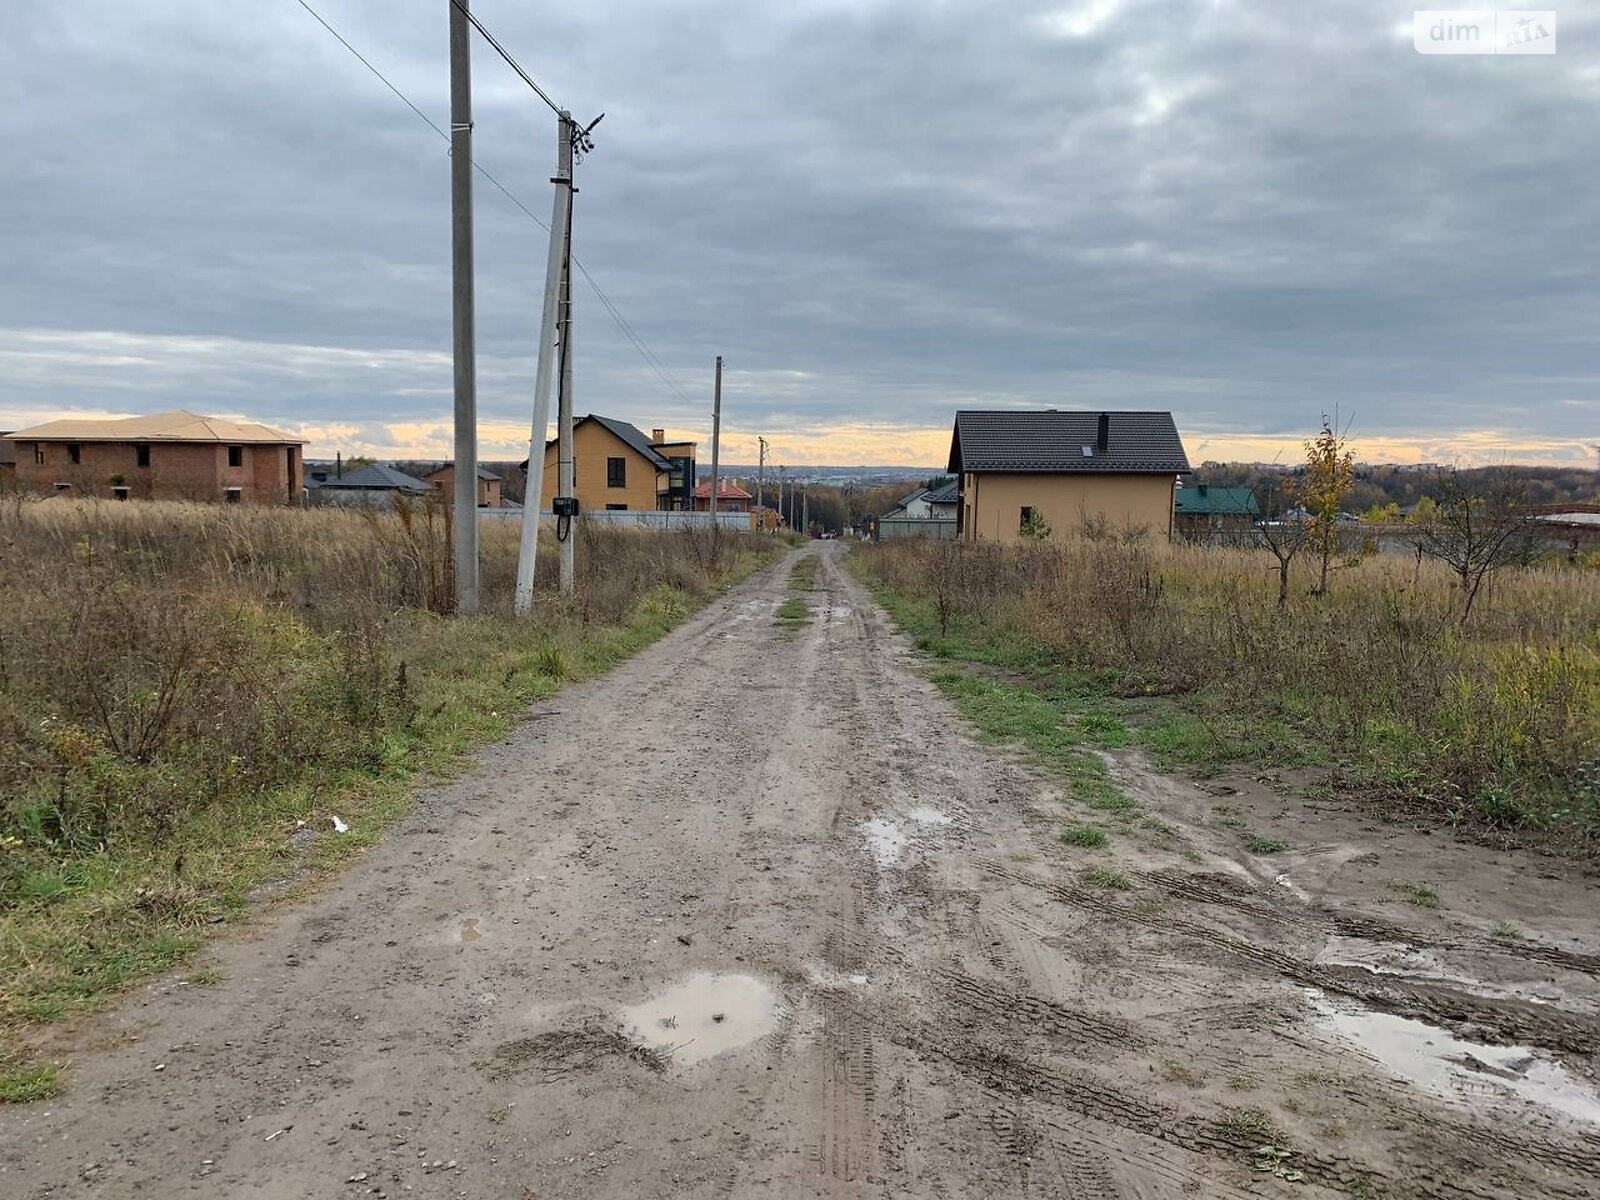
top-left (67, 443), bottom-right (81, 465)
top-left (136, 444), bottom-right (150, 468)
top-left (227, 445), bottom-right (244, 468)
top-left (53, 482), bottom-right (71, 491)
top-left (1020, 506), bottom-right (1034, 532)
top-left (606, 457), bottom-right (626, 488)
top-left (224, 487), bottom-right (242, 504)
top-left (605, 503), bottom-right (628, 511)
top-left (111, 486), bottom-right (130, 501)
top-left (32, 444), bottom-right (44, 465)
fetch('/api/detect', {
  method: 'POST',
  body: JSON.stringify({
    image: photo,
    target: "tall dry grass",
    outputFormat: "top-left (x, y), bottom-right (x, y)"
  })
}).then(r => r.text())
top-left (861, 537), bottom-right (1600, 841)
top-left (0, 494), bottom-right (773, 898)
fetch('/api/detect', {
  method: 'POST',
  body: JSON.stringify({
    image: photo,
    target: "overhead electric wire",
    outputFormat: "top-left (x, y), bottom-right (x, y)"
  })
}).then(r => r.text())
top-left (447, 0), bottom-right (563, 116)
top-left (291, 0), bottom-right (697, 409)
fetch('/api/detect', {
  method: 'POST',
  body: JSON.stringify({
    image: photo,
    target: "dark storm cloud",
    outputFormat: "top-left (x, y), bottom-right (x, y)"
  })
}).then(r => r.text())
top-left (1, 1), bottom-right (1595, 462)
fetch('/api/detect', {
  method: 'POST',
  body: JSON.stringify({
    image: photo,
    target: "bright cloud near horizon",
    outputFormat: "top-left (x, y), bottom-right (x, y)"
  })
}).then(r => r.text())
top-left (2, 2), bottom-right (1596, 469)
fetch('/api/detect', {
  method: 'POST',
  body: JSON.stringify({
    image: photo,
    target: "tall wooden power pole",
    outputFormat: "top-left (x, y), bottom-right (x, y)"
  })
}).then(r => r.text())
top-left (514, 111), bottom-right (574, 615)
top-left (708, 356), bottom-right (723, 519)
top-left (448, 0), bottom-right (479, 614)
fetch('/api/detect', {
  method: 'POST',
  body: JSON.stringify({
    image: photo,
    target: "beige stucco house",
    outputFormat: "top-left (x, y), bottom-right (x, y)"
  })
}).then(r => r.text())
top-left (948, 410), bottom-right (1190, 542)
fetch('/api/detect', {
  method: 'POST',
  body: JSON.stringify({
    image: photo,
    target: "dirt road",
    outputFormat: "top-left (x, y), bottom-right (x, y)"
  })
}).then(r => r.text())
top-left (4, 545), bottom-right (1599, 1198)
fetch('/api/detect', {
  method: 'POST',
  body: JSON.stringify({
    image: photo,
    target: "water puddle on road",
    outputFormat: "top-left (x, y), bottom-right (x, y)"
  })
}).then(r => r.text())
top-left (622, 972), bottom-right (782, 1065)
top-left (459, 917), bottom-right (483, 942)
top-left (1307, 990), bottom-right (1600, 1125)
top-left (862, 817), bottom-right (909, 867)
top-left (1314, 937), bottom-right (1569, 1007)
top-left (908, 806), bottom-right (953, 826)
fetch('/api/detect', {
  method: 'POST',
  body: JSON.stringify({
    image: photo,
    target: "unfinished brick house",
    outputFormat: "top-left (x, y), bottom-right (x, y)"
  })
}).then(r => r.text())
top-left (6, 410), bottom-right (305, 503)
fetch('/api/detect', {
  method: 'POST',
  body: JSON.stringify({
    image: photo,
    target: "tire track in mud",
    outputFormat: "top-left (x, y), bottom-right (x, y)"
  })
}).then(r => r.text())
top-left (909, 1034), bottom-right (1597, 1200)
top-left (931, 967), bottom-right (1149, 1053)
top-left (1143, 868), bottom-right (1600, 979)
top-left (997, 863), bottom-right (1600, 1055)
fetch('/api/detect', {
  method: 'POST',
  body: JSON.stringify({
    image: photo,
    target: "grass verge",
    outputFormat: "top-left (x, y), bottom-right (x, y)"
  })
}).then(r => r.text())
top-left (1, 503), bottom-right (783, 1100)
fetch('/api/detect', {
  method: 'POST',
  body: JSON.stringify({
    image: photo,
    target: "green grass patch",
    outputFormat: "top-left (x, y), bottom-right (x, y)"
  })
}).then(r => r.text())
top-left (926, 669), bottom-right (1136, 815)
top-left (774, 596), bottom-right (810, 625)
top-left (1082, 865), bottom-right (1134, 891)
top-left (0, 1058), bottom-right (60, 1104)
top-left (1390, 880), bottom-right (1441, 909)
top-left (1489, 920), bottom-right (1523, 940)
top-left (1212, 1105), bottom-right (1283, 1143)
top-left (1060, 823), bottom-right (1109, 848)
top-left (1246, 835), bottom-right (1290, 854)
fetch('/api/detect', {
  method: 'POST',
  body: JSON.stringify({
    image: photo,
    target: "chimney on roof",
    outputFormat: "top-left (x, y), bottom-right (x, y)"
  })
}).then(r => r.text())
top-left (652, 428), bottom-right (665, 444)
top-left (336, 451), bottom-right (343, 479)
top-left (1096, 413), bottom-right (1110, 456)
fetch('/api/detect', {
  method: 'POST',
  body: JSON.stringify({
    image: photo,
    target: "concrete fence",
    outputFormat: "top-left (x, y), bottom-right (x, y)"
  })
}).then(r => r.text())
top-left (478, 508), bottom-right (751, 532)
top-left (876, 517), bottom-right (958, 540)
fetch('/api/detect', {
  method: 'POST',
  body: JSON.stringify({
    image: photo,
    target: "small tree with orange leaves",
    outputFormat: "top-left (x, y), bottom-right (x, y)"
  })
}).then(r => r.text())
top-left (1303, 416), bottom-right (1355, 595)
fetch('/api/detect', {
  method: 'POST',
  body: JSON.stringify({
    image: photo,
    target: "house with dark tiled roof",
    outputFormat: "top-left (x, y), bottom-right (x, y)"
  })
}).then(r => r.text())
top-left (947, 410), bottom-right (1190, 542)
top-left (519, 415), bottom-right (697, 513)
top-left (305, 462), bottom-right (434, 506)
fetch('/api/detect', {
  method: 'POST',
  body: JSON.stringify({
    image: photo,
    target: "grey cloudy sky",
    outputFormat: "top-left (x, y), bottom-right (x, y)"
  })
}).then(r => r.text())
top-left (2, 1), bottom-right (1596, 465)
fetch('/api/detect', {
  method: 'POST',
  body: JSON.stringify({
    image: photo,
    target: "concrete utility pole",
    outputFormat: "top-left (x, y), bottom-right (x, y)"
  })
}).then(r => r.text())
top-left (514, 111), bottom-right (574, 615)
top-left (708, 356), bottom-right (723, 519)
top-left (449, 0), bottom-right (479, 614)
top-left (778, 466), bottom-right (786, 529)
top-left (757, 437), bottom-right (768, 521)
top-left (802, 486), bottom-right (808, 535)
top-left (556, 165), bottom-right (576, 596)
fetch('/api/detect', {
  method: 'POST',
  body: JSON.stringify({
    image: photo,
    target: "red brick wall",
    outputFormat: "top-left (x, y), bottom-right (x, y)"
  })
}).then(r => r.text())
top-left (12, 440), bottom-right (302, 504)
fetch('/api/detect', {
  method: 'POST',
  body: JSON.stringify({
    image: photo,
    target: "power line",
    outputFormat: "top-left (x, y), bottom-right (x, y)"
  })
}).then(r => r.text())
top-left (448, 0), bottom-right (563, 116)
top-left (290, 0), bottom-right (696, 410)
top-left (293, 0), bottom-right (448, 140)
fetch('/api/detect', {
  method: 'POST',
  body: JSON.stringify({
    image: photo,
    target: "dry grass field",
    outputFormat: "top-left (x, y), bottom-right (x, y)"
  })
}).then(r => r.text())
top-left (857, 536), bottom-right (1600, 848)
top-left (0, 496), bottom-right (780, 1098)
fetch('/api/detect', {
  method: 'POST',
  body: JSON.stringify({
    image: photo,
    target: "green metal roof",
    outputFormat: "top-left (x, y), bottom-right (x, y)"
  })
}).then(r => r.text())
top-left (1174, 485), bottom-right (1259, 515)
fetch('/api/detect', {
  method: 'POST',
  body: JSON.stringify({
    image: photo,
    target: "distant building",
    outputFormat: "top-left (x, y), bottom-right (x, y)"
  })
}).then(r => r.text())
top-left (5, 409), bottom-right (304, 504)
top-left (949, 410), bottom-right (1189, 542)
top-left (877, 481), bottom-right (959, 538)
top-left (425, 463), bottom-right (502, 508)
top-left (693, 478), bottom-right (752, 512)
top-left (306, 462), bottom-right (433, 506)
top-left (521, 416), bottom-right (696, 512)
top-left (1174, 484), bottom-right (1259, 539)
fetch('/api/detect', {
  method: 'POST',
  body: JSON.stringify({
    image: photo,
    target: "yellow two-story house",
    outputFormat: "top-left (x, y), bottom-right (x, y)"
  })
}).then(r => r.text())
top-left (526, 415), bottom-right (696, 513)
top-left (949, 409), bottom-right (1190, 542)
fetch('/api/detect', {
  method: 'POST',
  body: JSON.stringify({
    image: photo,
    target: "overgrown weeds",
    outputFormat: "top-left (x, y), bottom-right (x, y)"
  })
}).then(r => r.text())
top-left (0, 497), bottom-right (780, 1088)
top-left (854, 537), bottom-right (1600, 850)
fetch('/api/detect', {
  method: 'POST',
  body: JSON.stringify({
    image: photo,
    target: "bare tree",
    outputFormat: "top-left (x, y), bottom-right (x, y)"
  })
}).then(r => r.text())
top-left (1253, 475), bottom-right (1309, 608)
top-left (1415, 469), bottom-right (1538, 624)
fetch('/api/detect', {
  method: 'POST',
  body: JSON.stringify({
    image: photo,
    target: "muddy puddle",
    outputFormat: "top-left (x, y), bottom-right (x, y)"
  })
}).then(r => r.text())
top-left (1307, 990), bottom-right (1600, 1125)
top-left (908, 805), bottom-right (953, 826)
top-left (862, 817), bottom-right (909, 867)
top-left (1314, 936), bottom-right (1569, 1007)
top-left (622, 972), bottom-right (782, 1065)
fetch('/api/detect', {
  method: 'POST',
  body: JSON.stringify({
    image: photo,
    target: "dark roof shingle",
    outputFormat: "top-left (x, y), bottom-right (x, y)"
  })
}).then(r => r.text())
top-left (308, 463), bottom-right (433, 492)
top-left (948, 410), bottom-right (1190, 475)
